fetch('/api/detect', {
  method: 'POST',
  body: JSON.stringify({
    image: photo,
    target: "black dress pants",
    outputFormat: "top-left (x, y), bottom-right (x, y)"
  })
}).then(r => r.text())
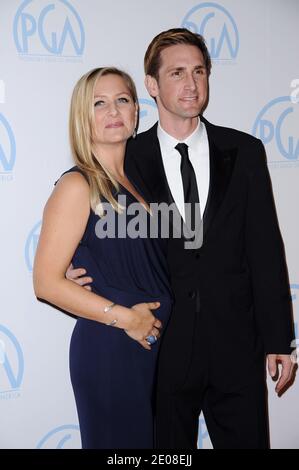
top-left (155, 313), bottom-right (270, 449)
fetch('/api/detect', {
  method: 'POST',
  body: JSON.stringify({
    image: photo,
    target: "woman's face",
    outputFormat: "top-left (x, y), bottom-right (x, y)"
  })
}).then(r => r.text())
top-left (93, 74), bottom-right (137, 147)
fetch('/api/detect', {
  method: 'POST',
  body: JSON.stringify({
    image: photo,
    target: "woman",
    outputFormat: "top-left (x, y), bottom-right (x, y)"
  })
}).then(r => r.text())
top-left (33, 67), bottom-right (173, 449)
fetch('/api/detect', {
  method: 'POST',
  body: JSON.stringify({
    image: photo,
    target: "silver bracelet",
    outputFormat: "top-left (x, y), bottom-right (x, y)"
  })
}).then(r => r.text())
top-left (103, 302), bottom-right (117, 327)
top-left (103, 302), bottom-right (116, 313)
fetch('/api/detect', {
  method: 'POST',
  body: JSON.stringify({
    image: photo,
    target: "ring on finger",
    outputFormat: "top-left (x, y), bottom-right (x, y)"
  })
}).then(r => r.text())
top-left (146, 334), bottom-right (158, 345)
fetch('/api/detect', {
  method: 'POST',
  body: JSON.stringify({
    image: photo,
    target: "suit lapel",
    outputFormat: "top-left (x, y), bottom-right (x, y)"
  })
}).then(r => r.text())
top-left (202, 118), bottom-right (237, 239)
top-left (125, 119), bottom-right (237, 244)
top-left (126, 123), bottom-right (174, 206)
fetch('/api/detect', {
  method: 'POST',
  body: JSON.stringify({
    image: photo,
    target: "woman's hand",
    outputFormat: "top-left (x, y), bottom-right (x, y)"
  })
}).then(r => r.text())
top-left (125, 302), bottom-right (162, 350)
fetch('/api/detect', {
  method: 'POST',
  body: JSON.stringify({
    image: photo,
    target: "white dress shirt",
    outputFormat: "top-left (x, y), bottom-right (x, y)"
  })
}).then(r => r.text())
top-left (157, 119), bottom-right (210, 221)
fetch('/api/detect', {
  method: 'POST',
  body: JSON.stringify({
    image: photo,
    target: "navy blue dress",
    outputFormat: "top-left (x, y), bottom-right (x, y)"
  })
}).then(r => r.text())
top-left (64, 167), bottom-right (173, 449)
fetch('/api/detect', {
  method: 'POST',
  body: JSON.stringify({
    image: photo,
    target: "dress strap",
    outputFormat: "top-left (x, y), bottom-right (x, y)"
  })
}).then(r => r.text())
top-left (54, 165), bottom-right (89, 186)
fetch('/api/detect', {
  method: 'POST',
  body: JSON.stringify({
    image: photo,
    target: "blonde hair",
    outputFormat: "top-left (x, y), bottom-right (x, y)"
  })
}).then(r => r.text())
top-left (69, 67), bottom-right (138, 216)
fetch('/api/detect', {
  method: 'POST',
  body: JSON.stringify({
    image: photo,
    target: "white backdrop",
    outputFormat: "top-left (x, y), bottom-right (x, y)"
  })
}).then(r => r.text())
top-left (0, 0), bottom-right (298, 449)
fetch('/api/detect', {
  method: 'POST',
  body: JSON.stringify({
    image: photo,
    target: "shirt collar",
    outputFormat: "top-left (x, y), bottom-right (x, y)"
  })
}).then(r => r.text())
top-left (157, 117), bottom-right (203, 153)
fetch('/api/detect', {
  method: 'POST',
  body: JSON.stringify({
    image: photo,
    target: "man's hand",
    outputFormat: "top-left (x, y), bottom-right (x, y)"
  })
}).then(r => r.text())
top-left (267, 354), bottom-right (296, 394)
top-left (65, 263), bottom-right (93, 291)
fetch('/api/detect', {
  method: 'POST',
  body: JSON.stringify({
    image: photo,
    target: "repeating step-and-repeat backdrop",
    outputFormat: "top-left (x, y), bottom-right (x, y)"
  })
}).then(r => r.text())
top-left (0, 0), bottom-right (298, 449)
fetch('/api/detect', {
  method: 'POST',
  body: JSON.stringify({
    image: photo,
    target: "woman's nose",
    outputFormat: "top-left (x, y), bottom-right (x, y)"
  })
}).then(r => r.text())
top-left (107, 102), bottom-right (119, 115)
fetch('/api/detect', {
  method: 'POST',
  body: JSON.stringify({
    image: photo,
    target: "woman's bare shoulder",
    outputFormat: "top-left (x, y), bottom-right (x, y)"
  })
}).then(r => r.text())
top-left (54, 170), bottom-right (90, 199)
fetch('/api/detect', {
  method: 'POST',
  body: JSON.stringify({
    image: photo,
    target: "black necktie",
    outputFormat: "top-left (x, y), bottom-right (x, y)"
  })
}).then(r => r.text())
top-left (175, 143), bottom-right (200, 232)
top-left (175, 143), bottom-right (202, 244)
top-left (175, 143), bottom-right (199, 204)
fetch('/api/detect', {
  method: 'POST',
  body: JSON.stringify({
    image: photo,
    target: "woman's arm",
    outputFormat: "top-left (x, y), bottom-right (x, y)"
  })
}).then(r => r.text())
top-left (33, 172), bottom-right (161, 344)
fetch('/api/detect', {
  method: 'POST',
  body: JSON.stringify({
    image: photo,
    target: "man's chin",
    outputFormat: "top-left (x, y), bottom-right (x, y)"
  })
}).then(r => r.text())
top-left (180, 109), bottom-right (201, 118)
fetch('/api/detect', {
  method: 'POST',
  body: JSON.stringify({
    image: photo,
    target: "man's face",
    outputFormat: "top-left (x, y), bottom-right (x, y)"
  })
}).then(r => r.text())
top-left (146, 44), bottom-right (208, 123)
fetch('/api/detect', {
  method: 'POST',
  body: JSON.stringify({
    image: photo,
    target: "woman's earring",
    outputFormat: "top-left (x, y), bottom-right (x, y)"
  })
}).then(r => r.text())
top-left (132, 128), bottom-right (137, 139)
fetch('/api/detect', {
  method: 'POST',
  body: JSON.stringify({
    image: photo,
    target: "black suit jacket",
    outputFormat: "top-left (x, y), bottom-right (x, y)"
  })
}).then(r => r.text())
top-left (125, 117), bottom-right (294, 390)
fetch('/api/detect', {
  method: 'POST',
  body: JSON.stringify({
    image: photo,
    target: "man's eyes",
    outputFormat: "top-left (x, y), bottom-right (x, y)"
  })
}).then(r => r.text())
top-left (170, 69), bottom-right (206, 78)
top-left (171, 71), bottom-right (183, 77)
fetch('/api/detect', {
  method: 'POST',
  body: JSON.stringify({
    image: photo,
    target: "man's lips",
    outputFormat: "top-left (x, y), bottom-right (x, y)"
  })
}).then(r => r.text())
top-left (105, 122), bottom-right (124, 128)
top-left (180, 96), bottom-right (198, 102)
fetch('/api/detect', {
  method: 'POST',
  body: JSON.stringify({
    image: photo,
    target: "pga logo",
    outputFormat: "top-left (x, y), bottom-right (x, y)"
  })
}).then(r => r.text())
top-left (138, 98), bottom-right (158, 133)
top-left (25, 221), bottom-right (42, 272)
top-left (0, 80), bottom-right (5, 104)
top-left (37, 424), bottom-right (81, 448)
top-left (0, 113), bottom-right (16, 178)
top-left (182, 2), bottom-right (239, 61)
top-left (290, 285), bottom-right (299, 365)
top-left (0, 325), bottom-right (24, 396)
top-left (13, 0), bottom-right (85, 58)
top-left (291, 284), bottom-right (299, 303)
top-left (252, 96), bottom-right (299, 163)
top-left (197, 416), bottom-right (212, 449)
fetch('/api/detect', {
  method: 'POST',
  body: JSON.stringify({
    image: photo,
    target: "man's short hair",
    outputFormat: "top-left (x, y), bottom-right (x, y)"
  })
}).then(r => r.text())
top-left (144, 28), bottom-right (212, 80)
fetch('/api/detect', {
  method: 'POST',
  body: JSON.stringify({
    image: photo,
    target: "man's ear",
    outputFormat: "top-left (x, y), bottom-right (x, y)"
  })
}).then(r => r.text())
top-left (145, 75), bottom-right (159, 99)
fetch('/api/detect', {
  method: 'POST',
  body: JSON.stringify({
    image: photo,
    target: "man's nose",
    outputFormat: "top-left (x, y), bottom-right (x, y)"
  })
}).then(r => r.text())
top-left (184, 73), bottom-right (197, 90)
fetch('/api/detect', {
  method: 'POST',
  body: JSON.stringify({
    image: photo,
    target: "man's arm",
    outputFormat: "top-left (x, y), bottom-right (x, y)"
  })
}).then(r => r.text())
top-left (65, 263), bottom-right (93, 291)
top-left (267, 354), bottom-right (296, 394)
top-left (245, 139), bottom-right (295, 392)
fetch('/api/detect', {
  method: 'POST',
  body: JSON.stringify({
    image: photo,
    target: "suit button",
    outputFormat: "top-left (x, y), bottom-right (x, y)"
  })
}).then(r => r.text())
top-left (195, 250), bottom-right (204, 260)
top-left (188, 290), bottom-right (196, 299)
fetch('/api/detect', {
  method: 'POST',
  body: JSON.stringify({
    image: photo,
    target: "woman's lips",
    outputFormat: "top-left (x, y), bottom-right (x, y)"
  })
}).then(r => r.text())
top-left (105, 122), bottom-right (124, 128)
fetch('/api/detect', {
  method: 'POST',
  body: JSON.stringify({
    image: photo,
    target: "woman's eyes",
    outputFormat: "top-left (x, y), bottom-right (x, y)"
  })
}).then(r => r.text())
top-left (94, 97), bottom-right (130, 107)
top-left (117, 97), bottom-right (130, 103)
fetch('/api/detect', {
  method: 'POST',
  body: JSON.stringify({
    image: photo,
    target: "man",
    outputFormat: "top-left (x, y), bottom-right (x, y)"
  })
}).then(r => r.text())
top-left (68, 29), bottom-right (295, 449)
